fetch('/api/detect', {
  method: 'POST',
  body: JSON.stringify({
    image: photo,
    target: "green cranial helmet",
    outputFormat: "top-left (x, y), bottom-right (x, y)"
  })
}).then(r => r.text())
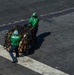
top-left (32, 12), bottom-right (37, 17)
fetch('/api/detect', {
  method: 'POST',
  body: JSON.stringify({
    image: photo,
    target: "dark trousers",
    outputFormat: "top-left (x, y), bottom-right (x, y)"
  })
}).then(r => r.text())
top-left (9, 46), bottom-right (19, 61)
top-left (34, 26), bottom-right (38, 43)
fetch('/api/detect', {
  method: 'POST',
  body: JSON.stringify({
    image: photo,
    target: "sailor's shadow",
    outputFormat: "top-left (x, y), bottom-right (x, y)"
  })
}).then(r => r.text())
top-left (28, 32), bottom-right (51, 55)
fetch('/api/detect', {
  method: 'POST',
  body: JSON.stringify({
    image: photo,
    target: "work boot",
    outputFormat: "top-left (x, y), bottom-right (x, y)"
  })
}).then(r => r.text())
top-left (12, 57), bottom-right (18, 63)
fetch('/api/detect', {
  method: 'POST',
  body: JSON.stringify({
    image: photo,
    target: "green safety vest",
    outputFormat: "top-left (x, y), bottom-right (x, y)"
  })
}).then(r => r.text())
top-left (10, 34), bottom-right (21, 46)
top-left (29, 17), bottom-right (39, 27)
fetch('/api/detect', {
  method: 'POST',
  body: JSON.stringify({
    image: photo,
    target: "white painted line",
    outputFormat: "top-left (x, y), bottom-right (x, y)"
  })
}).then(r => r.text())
top-left (0, 45), bottom-right (69, 75)
top-left (8, 23), bottom-right (12, 25)
top-left (0, 24), bottom-right (6, 27)
top-left (1, 7), bottom-right (74, 28)
top-left (40, 7), bottom-right (74, 17)
top-left (20, 19), bottom-right (29, 22)
top-left (13, 21), bottom-right (20, 24)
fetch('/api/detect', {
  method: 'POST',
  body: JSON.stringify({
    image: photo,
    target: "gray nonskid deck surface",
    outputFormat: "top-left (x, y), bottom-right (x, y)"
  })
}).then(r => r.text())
top-left (0, 0), bottom-right (74, 75)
